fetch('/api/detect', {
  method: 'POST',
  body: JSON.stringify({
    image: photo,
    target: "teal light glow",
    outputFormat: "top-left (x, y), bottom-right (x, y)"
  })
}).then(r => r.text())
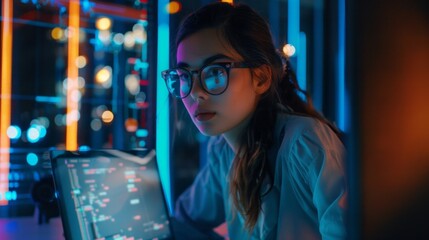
top-left (79, 145), bottom-right (91, 151)
top-left (338, 0), bottom-right (347, 131)
top-left (157, 0), bottom-right (171, 213)
top-left (288, 0), bottom-right (300, 57)
top-left (35, 96), bottom-right (61, 103)
top-left (298, 32), bottom-right (307, 92)
top-left (27, 125), bottom-right (41, 143)
top-left (7, 125), bottom-right (21, 140)
top-left (1, 191), bottom-right (17, 201)
top-left (26, 153), bottom-right (38, 166)
top-left (136, 128), bottom-right (148, 137)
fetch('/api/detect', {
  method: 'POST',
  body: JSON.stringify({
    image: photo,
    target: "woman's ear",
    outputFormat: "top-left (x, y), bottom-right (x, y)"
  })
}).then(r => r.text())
top-left (252, 64), bottom-right (272, 95)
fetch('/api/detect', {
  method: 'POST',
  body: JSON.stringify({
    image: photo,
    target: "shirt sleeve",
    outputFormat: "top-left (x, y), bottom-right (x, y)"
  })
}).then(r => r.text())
top-left (287, 121), bottom-right (348, 240)
top-left (174, 137), bottom-right (226, 237)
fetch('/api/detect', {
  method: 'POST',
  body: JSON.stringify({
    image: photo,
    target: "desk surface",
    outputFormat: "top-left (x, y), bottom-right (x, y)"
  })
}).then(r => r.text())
top-left (0, 215), bottom-right (229, 240)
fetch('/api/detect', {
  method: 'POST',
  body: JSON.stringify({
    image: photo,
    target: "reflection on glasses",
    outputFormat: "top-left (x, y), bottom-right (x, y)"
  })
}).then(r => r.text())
top-left (161, 62), bottom-right (250, 99)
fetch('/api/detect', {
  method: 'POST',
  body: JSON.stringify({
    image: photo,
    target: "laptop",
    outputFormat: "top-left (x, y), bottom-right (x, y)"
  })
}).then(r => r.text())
top-left (50, 149), bottom-right (174, 240)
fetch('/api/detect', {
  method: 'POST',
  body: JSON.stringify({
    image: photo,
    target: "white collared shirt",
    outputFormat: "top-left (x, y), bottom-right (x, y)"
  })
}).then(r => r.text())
top-left (175, 111), bottom-right (347, 240)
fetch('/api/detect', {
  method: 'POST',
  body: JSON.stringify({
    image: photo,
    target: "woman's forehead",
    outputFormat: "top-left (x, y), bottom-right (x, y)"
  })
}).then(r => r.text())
top-left (176, 28), bottom-right (241, 67)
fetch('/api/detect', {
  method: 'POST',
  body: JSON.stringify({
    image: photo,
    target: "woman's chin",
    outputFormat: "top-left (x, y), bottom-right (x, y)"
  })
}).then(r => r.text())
top-left (196, 127), bottom-right (220, 137)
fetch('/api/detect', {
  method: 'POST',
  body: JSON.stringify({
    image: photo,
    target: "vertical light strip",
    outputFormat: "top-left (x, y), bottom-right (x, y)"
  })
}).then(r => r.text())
top-left (298, 32), bottom-right (307, 91)
top-left (157, 0), bottom-right (171, 212)
top-left (0, 0), bottom-right (13, 206)
top-left (66, 0), bottom-right (80, 150)
top-left (288, 0), bottom-right (302, 90)
top-left (288, 0), bottom-right (300, 53)
top-left (338, 0), bottom-right (346, 131)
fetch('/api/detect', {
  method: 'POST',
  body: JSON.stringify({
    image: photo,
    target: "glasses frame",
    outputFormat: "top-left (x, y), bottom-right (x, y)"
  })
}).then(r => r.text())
top-left (161, 62), bottom-right (251, 99)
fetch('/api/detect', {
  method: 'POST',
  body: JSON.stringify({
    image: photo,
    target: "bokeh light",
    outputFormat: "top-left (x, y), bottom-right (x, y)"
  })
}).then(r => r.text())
top-left (7, 125), bottom-right (22, 140)
top-left (98, 30), bottom-right (111, 45)
top-left (96, 17), bottom-right (112, 31)
top-left (78, 77), bottom-right (86, 88)
top-left (136, 129), bottom-right (148, 137)
top-left (166, 1), bottom-right (181, 14)
top-left (79, 145), bottom-right (91, 151)
top-left (55, 114), bottom-right (64, 126)
top-left (75, 56), bottom-right (87, 68)
top-left (94, 105), bottom-right (108, 117)
top-left (125, 118), bottom-right (138, 132)
top-left (132, 23), bottom-right (147, 44)
top-left (51, 27), bottom-right (63, 40)
top-left (27, 126), bottom-right (41, 143)
top-left (113, 33), bottom-right (124, 45)
top-left (124, 31), bottom-right (135, 49)
top-left (125, 74), bottom-right (140, 95)
top-left (26, 153), bottom-right (38, 166)
top-left (91, 119), bottom-right (102, 131)
top-left (37, 117), bottom-right (50, 128)
top-left (95, 66), bottom-right (112, 88)
top-left (283, 43), bottom-right (296, 57)
top-left (101, 110), bottom-right (114, 124)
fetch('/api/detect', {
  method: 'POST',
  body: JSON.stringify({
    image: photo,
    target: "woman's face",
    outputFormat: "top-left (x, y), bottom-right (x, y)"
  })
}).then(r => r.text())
top-left (176, 28), bottom-right (261, 137)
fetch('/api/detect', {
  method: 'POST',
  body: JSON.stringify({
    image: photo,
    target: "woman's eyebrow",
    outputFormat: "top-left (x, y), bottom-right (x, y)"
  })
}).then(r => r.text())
top-left (176, 53), bottom-right (233, 68)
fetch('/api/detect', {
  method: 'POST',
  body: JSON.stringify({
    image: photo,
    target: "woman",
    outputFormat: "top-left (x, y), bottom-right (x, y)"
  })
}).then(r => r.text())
top-left (161, 2), bottom-right (347, 239)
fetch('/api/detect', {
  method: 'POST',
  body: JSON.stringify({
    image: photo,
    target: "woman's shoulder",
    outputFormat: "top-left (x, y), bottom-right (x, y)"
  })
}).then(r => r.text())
top-left (277, 110), bottom-right (341, 144)
top-left (275, 111), bottom-right (345, 166)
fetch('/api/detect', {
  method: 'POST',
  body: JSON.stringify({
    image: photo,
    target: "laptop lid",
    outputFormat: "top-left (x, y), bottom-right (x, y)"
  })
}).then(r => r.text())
top-left (50, 149), bottom-right (174, 240)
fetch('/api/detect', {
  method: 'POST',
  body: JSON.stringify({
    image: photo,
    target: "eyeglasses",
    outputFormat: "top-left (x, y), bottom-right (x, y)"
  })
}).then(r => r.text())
top-left (161, 62), bottom-right (250, 99)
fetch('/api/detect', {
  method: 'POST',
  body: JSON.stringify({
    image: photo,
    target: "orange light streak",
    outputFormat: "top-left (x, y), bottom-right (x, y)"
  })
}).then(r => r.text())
top-left (66, 0), bottom-right (80, 150)
top-left (0, 0), bottom-right (13, 206)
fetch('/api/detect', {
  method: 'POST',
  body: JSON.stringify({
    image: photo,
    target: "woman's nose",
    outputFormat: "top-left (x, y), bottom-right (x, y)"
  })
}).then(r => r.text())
top-left (189, 75), bottom-right (208, 101)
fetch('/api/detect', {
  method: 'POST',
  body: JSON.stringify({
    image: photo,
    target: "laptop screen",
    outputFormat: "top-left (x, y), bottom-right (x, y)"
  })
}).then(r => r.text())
top-left (50, 149), bottom-right (173, 240)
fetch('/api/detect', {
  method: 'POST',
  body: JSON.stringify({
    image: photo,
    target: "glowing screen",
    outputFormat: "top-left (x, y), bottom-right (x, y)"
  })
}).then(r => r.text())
top-left (51, 149), bottom-right (172, 240)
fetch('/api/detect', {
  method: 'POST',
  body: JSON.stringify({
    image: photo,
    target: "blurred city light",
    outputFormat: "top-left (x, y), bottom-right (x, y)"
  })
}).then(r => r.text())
top-left (125, 74), bottom-right (140, 95)
top-left (26, 153), bottom-right (38, 166)
top-left (125, 118), bottom-right (138, 132)
top-left (101, 110), bottom-right (114, 124)
top-left (166, 1), bottom-right (181, 14)
top-left (95, 66), bottom-right (112, 88)
top-left (7, 125), bottom-right (21, 140)
top-left (96, 17), bottom-right (112, 31)
top-left (283, 43), bottom-right (296, 57)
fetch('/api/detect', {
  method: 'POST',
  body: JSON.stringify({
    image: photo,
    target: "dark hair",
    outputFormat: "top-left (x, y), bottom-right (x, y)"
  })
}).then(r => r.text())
top-left (176, 2), bottom-right (340, 231)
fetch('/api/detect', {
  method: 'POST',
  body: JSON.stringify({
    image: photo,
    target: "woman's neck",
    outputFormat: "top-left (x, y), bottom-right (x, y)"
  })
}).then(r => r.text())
top-left (222, 115), bottom-right (252, 154)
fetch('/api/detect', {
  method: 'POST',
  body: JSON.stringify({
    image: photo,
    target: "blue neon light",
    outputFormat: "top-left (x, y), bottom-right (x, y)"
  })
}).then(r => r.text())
top-left (156, 0), bottom-right (171, 213)
top-left (298, 32), bottom-right (307, 92)
top-left (26, 153), bottom-right (39, 166)
top-left (136, 129), bottom-right (148, 137)
top-left (35, 96), bottom-right (61, 103)
top-left (288, 0), bottom-right (300, 56)
top-left (338, 0), bottom-right (347, 131)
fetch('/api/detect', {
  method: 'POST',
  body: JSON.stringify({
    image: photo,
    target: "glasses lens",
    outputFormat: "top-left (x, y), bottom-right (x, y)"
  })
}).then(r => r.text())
top-left (165, 69), bottom-right (191, 98)
top-left (201, 65), bottom-right (228, 95)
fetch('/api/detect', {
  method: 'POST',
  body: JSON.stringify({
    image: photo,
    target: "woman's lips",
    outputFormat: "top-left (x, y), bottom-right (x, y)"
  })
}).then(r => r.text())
top-left (195, 112), bottom-right (216, 121)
